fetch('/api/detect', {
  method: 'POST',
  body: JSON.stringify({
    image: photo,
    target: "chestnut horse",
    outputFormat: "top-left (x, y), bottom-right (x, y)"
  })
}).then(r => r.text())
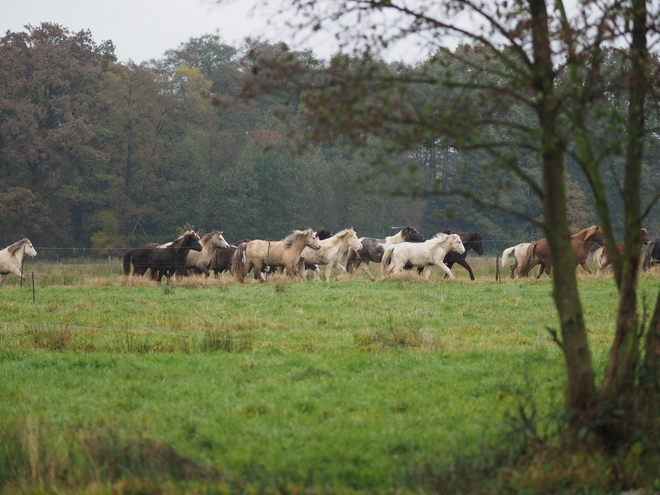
top-left (519, 225), bottom-right (605, 278)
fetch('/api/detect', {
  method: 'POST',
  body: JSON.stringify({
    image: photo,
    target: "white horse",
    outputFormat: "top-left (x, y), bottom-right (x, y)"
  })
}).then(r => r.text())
top-left (381, 233), bottom-right (465, 280)
top-left (297, 228), bottom-right (363, 282)
top-left (345, 226), bottom-right (424, 281)
top-left (501, 243), bottom-right (531, 279)
top-left (0, 238), bottom-right (38, 286)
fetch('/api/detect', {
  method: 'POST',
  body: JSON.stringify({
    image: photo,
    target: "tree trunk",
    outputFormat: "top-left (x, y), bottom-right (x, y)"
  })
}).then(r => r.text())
top-left (529, 0), bottom-right (597, 421)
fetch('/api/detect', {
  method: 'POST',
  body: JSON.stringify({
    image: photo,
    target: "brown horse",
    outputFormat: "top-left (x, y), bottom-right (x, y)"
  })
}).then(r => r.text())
top-left (593, 228), bottom-right (651, 279)
top-left (519, 225), bottom-right (605, 278)
top-left (232, 229), bottom-right (321, 283)
top-left (124, 233), bottom-right (202, 283)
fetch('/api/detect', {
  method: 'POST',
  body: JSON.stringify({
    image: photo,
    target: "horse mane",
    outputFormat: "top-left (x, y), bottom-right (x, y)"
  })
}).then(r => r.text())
top-left (284, 229), bottom-right (314, 248)
top-left (170, 233), bottom-right (195, 252)
top-left (573, 225), bottom-right (601, 241)
top-left (199, 232), bottom-right (216, 245)
top-left (7, 238), bottom-right (29, 256)
top-left (335, 228), bottom-right (355, 239)
top-left (466, 232), bottom-right (484, 242)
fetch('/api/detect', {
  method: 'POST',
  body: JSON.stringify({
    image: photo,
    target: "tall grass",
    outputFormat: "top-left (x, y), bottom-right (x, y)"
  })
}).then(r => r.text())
top-left (1, 259), bottom-right (659, 493)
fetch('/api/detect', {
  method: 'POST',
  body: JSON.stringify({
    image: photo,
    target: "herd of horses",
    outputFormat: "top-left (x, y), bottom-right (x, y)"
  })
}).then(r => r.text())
top-left (501, 226), bottom-right (658, 280)
top-left (116, 225), bottom-right (486, 284)
top-left (2, 225), bottom-right (660, 286)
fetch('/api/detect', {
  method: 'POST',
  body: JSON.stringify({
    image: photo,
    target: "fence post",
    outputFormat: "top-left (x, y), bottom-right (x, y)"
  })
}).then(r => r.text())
top-left (495, 249), bottom-right (501, 282)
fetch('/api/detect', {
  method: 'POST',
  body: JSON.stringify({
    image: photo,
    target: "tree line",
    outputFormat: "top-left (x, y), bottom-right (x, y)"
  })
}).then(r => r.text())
top-left (1, 23), bottom-right (658, 257)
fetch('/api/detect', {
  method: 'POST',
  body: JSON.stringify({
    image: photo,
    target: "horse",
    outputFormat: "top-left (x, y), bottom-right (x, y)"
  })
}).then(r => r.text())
top-left (180, 231), bottom-right (230, 276)
top-left (232, 229), bottom-right (321, 283)
top-left (501, 242), bottom-right (532, 279)
top-left (123, 231), bottom-right (201, 278)
top-left (211, 239), bottom-right (251, 277)
top-left (123, 233), bottom-right (202, 283)
top-left (593, 228), bottom-right (651, 277)
top-left (0, 238), bottom-right (38, 286)
top-left (381, 233), bottom-right (465, 280)
top-left (297, 228), bottom-right (363, 282)
top-left (345, 226), bottom-right (424, 281)
top-left (441, 231), bottom-right (484, 280)
top-left (643, 238), bottom-right (660, 270)
top-left (518, 225), bottom-right (605, 278)
top-left (267, 229), bottom-right (334, 277)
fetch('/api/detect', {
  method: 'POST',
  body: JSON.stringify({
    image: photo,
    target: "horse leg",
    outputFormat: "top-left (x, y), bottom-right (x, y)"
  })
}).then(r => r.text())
top-left (510, 261), bottom-right (518, 279)
top-left (361, 262), bottom-right (376, 282)
top-left (422, 266), bottom-right (433, 280)
top-left (438, 262), bottom-right (455, 279)
top-left (580, 261), bottom-right (593, 274)
top-left (455, 259), bottom-right (475, 280)
top-left (322, 263), bottom-right (332, 282)
top-left (442, 261), bottom-right (456, 279)
top-left (0, 274), bottom-right (6, 286)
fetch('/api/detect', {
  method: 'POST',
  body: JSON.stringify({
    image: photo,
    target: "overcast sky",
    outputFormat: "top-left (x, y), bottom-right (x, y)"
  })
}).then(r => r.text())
top-left (0, 0), bottom-right (306, 63)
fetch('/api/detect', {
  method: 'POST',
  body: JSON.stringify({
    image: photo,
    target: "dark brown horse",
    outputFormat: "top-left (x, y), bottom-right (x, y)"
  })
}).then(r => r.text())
top-left (123, 233), bottom-right (202, 283)
top-left (441, 231), bottom-right (484, 280)
top-left (345, 226), bottom-right (424, 281)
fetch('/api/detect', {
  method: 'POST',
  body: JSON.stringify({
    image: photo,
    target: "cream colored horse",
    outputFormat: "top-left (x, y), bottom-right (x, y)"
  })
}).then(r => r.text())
top-left (501, 242), bottom-right (532, 279)
top-left (297, 228), bottom-right (363, 282)
top-left (182, 231), bottom-right (230, 276)
top-left (233, 229), bottom-right (321, 282)
top-left (381, 233), bottom-right (465, 280)
top-left (0, 238), bottom-right (38, 285)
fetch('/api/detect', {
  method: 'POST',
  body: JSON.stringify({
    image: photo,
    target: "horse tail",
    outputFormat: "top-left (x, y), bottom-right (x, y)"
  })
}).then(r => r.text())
top-left (381, 245), bottom-right (395, 276)
top-left (231, 242), bottom-right (248, 282)
top-left (345, 248), bottom-right (361, 276)
top-left (518, 243), bottom-right (536, 278)
top-left (123, 250), bottom-right (133, 276)
top-left (501, 246), bottom-right (515, 267)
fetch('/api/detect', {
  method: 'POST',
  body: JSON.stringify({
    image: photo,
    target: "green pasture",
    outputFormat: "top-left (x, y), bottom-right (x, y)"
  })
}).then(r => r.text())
top-left (1, 259), bottom-right (659, 493)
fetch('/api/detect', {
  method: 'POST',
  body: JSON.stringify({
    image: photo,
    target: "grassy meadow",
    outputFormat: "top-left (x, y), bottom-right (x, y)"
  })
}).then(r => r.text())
top-left (1, 257), bottom-right (660, 494)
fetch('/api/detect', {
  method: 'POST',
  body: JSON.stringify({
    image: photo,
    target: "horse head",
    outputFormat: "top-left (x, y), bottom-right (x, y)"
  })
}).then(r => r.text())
top-left (346, 228), bottom-right (363, 251)
top-left (402, 226), bottom-right (424, 242)
top-left (642, 228), bottom-right (651, 245)
top-left (172, 233), bottom-right (203, 252)
top-left (305, 229), bottom-right (322, 250)
top-left (465, 232), bottom-right (485, 256)
top-left (316, 229), bottom-right (333, 241)
top-left (450, 234), bottom-right (466, 254)
top-left (212, 231), bottom-right (230, 249)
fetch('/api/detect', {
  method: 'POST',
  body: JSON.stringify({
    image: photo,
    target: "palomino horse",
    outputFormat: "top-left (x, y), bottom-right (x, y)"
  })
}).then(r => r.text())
top-left (0, 238), bottom-right (38, 286)
top-left (180, 231), bottom-right (230, 276)
top-left (519, 225), bottom-right (605, 278)
top-left (345, 226), bottom-right (424, 281)
top-left (501, 242), bottom-right (532, 279)
top-left (381, 233), bottom-right (465, 280)
top-left (232, 229), bottom-right (321, 283)
top-left (297, 228), bottom-right (363, 282)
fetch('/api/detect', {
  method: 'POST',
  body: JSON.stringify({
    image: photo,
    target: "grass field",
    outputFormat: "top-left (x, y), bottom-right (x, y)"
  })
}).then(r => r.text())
top-left (1, 258), bottom-right (659, 494)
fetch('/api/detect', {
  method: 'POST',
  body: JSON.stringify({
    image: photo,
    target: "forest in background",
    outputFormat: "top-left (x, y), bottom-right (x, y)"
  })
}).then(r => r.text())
top-left (1, 23), bottom-right (659, 257)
